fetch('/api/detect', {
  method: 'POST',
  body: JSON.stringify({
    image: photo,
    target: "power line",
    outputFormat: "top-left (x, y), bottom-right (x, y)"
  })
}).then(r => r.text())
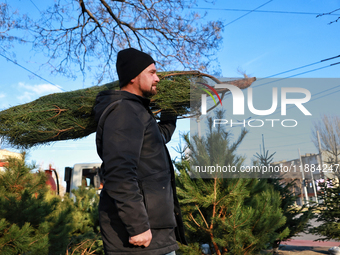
top-left (225, 0), bottom-right (274, 26)
top-left (254, 65), bottom-right (329, 88)
top-left (221, 57), bottom-right (340, 128)
top-left (255, 82), bottom-right (340, 117)
top-left (263, 54), bottom-right (340, 79)
top-left (201, 55), bottom-right (340, 123)
top-left (0, 51), bottom-right (65, 92)
top-left (212, 57), bottom-right (340, 151)
top-left (282, 84), bottom-right (340, 114)
top-left (254, 55), bottom-right (340, 88)
top-left (192, 7), bottom-right (340, 16)
top-left (311, 82), bottom-right (340, 98)
top-left (261, 62), bottom-right (322, 79)
top-left (309, 86), bottom-right (340, 103)
top-left (322, 55), bottom-right (340, 62)
top-left (28, 0), bottom-right (41, 13)
top-left (250, 80), bottom-right (340, 119)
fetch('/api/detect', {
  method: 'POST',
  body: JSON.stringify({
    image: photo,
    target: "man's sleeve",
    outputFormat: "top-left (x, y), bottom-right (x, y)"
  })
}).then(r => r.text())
top-left (158, 111), bottom-right (177, 144)
top-left (101, 101), bottom-right (149, 236)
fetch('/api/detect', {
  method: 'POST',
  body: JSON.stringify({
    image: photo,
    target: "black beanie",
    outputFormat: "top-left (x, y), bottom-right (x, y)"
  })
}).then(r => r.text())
top-left (116, 48), bottom-right (155, 88)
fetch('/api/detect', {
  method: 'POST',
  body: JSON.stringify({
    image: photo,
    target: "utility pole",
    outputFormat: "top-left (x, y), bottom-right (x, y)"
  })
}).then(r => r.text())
top-left (310, 164), bottom-right (319, 204)
top-left (299, 149), bottom-right (309, 206)
top-left (317, 130), bottom-right (326, 200)
top-left (317, 130), bottom-right (324, 178)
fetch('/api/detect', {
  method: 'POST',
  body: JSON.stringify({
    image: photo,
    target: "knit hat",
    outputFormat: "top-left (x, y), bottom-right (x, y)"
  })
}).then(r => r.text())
top-left (116, 48), bottom-right (155, 88)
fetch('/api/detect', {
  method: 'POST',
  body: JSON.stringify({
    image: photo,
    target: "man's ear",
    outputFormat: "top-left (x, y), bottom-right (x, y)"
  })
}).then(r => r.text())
top-left (130, 75), bottom-right (139, 86)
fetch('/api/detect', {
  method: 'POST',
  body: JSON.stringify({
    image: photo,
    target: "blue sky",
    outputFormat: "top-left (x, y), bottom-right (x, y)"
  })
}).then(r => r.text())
top-left (1, 0), bottom-right (340, 183)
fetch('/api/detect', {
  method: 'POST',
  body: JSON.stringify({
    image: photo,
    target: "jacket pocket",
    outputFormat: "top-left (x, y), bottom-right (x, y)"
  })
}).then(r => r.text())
top-left (139, 175), bottom-right (177, 229)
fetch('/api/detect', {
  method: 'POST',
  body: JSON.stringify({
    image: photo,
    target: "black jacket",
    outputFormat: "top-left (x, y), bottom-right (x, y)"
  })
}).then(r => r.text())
top-left (94, 90), bottom-right (187, 255)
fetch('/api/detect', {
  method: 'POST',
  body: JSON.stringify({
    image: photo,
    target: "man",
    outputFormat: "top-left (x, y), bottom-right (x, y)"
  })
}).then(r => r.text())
top-left (94, 48), bottom-right (187, 255)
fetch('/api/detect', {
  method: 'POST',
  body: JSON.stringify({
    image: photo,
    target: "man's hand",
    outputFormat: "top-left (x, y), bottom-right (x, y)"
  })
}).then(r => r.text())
top-left (129, 229), bottom-right (152, 247)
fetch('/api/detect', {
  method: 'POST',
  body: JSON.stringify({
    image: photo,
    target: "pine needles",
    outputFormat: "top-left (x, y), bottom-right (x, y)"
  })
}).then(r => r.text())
top-left (0, 81), bottom-right (118, 148)
top-left (0, 72), bottom-right (255, 148)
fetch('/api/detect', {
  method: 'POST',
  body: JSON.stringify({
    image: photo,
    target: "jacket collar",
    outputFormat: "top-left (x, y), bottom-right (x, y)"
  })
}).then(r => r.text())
top-left (119, 90), bottom-right (151, 109)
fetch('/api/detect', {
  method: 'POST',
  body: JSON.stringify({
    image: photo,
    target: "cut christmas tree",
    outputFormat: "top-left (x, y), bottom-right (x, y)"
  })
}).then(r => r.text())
top-left (0, 72), bottom-right (255, 148)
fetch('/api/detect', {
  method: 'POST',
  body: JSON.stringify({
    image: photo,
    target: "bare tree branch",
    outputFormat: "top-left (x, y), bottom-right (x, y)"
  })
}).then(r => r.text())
top-left (312, 115), bottom-right (340, 165)
top-left (317, 8), bottom-right (340, 25)
top-left (1, 0), bottom-right (224, 83)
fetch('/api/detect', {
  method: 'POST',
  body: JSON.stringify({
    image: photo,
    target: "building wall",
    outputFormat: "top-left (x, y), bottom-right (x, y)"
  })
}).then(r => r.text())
top-left (273, 151), bottom-right (339, 206)
top-left (0, 149), bottom-right (22, 171)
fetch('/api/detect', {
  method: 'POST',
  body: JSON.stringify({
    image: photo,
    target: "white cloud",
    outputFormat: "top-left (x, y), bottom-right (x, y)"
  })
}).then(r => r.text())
top-left (17, 82), bottom-right (63, 102)
top-left (17, 91), bottom-right (35, 102)
top-left (18, 82), bottom-right (63, 94)
top-left (0, 93), bottom-right (5, 99)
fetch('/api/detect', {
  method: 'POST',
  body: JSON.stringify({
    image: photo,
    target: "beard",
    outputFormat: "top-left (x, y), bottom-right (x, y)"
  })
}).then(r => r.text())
top-left (141, 84), bottom-right (157, 98)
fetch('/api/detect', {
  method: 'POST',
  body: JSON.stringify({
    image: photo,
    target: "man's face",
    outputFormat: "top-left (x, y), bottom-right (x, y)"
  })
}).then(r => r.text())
top-left (135, 63), bottom-right (160, 97)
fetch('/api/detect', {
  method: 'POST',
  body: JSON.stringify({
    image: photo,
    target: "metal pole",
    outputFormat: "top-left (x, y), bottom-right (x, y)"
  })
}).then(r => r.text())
top-left (299, 149), bottom-right (309, 206)
top-left (317, 131), bottom-right (324, 178)
top-left (310, 167), bottom-right (318, 204)
top-left (317, 130), bottom-right (326, 200)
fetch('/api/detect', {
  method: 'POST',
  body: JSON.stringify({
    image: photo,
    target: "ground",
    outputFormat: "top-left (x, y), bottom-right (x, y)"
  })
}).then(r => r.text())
top-left (263, 245), bottom-right (331, 255)
top-left (264, 218), bottom-right (339, 255)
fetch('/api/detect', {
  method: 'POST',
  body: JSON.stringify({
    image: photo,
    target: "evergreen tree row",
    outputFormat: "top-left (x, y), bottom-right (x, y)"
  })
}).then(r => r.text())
top-left (0, 154), bottom-right (103, 255)
top-left (174, 112), bottom-right (315, 255)
top-left (1, 116), bottom-right (338, 254)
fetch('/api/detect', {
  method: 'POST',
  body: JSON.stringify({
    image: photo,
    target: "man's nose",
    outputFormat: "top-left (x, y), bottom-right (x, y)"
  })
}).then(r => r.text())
top-left (155, 74), bottom-right (160, 83)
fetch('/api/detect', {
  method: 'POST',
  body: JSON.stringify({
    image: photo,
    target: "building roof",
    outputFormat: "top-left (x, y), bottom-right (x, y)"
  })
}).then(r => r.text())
top-left (0, 149), bottom-right (22, 162)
